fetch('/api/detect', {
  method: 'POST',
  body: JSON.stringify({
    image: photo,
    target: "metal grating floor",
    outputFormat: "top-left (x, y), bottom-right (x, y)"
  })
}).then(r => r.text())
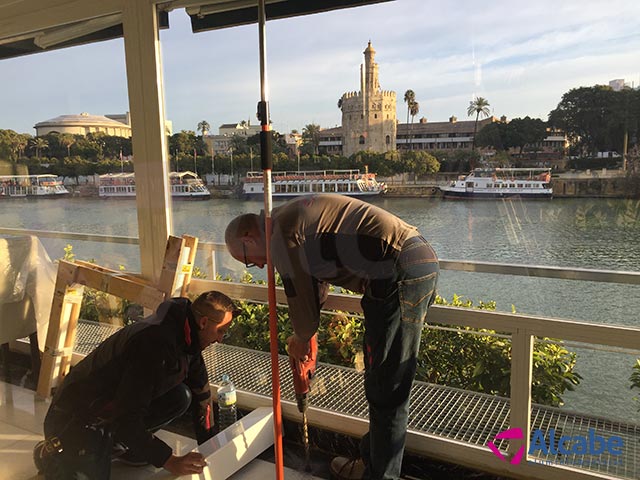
top-left (74, 321), bottom-right (639, 479)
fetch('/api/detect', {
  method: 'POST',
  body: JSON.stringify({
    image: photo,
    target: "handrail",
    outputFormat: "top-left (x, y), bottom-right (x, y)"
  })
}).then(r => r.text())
top-left (0, 227), bottom-right (139, 245)
top-left (2, 227), bottom-right (638, 285)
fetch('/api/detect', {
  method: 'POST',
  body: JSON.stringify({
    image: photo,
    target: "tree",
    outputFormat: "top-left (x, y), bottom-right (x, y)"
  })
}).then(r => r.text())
top-left (170, 130), bottom-right (197, 156)
top-left (30, 137), bottom-right (49, 159)
top-left (476, 117), bottom-right (548, 157)
top-left (509, 117), bottom-right (548, 155)
top-left (548, 86), bottom-right (621, 156)
top-left (58, 133), bottom-right (75, 158)
top-left (0, 129), bottom-right (30, 162)
top-left (401, 150), bottom-right (440, 180)
top-left (197, 120), bottom-right (210, 137)
top-left (403, 89), bottom-right (416, 146)
top-left (474, 121), bottom-right (505, 151)
top-left (230, 134), bottom-right (248, 155)
top-left (409, 100), bottom-right (420, 147)
top-left (302, 123), bottom-right (321, 156)
top-left (467, 97), bottom-right (491, 152)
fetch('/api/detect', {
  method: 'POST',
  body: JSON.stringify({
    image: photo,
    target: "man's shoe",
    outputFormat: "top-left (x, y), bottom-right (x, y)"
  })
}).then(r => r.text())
top-left (330, 457), bottom-right (366, 480)
top-left (111, 442), bottom-right (127, 459)
top-left (33, 440), bottom-right (47, 473)
top-left (113, 449), bottom-right (150, 467)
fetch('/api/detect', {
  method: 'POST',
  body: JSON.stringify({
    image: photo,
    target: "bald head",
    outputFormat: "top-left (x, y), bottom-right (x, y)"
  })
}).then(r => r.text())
top-left (225, 213), bottom-right (267, 268)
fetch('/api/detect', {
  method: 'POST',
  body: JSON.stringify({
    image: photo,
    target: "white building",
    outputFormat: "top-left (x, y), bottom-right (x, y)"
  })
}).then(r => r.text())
top-left (34, 112), bottom-right (132, 137)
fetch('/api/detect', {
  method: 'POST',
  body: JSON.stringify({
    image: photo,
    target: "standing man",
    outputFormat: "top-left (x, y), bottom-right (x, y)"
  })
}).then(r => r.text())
top-left (34, 291), bottom-right (238, 480)
top-left (225, 194), bottom-right (439, 480)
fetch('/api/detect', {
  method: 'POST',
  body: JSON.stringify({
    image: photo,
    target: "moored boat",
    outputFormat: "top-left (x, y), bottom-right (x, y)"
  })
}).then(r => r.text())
top-left (0, 174), bottom-right (69, 198)
top-left (440, 168), bottom-right (552, 199)
top-left (242, 169), bottom-right (386, 199)
top-left (99, 171), bottom-right (210, 199)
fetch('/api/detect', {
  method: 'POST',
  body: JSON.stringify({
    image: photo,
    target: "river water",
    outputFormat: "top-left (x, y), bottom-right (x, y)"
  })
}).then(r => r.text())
top-left (2, 196), bottom-right (639, 422)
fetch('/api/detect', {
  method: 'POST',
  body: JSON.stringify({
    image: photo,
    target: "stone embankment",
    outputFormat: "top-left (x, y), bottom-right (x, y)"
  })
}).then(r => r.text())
top-left (383, 172), bottom-right (640, 199)
top-left (552, 175), bottom-right (639, 198)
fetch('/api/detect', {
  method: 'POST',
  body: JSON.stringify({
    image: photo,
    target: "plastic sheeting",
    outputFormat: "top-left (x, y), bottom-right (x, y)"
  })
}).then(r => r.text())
top-left (0, 236), bottom-right (56, 347)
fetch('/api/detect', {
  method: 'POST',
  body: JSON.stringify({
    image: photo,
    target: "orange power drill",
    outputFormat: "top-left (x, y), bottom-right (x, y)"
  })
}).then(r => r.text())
top-left (289, 334), bottom-right (318, 470)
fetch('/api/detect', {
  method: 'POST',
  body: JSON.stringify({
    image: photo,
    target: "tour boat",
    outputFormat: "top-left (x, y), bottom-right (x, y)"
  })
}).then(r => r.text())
top-left (0, 174), bottom-right (69, 198)
top-left (99, 171), bottom-right (210, 199)
top-left (440, 168), bottom-right (552, 199)
top-left (242, 169), bottom-right (386, 199)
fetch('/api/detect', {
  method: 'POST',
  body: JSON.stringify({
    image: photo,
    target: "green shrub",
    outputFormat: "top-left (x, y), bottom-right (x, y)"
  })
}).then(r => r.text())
top-left (223, 280), bottom-right (582, 407)
top-left (631, 359), bottom-right (640, 411)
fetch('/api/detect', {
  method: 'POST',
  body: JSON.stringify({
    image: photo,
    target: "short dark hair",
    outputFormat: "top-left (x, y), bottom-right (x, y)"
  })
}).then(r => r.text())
top-left (192, 291), bottom-right (239, 323)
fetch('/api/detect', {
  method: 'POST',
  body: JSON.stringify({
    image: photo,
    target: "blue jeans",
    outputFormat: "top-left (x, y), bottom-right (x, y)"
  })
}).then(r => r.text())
top-left (360, 236), bottom-right (439, 480)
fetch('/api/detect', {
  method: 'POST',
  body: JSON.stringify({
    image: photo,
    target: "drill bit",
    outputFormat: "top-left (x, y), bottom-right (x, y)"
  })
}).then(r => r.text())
top-left (302, 411), bottom-right (311, 472)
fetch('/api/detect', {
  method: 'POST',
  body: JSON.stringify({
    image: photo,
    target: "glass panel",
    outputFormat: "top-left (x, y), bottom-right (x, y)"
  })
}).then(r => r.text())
top-left (0, 39), bottom-right (139, 270)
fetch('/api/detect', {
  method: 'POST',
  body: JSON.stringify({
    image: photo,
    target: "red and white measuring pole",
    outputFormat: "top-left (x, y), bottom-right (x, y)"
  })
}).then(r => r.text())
top-left (257, 1), bottom-right (284, 479)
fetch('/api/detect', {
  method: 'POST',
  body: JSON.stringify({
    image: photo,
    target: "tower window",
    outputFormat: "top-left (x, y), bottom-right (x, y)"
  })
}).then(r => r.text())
top-left (386, 135), bottom-right (390, 145)
top-left (359, 135), bottom-right (365, 145)
top-left (374, 114), bottom-right (378, 119)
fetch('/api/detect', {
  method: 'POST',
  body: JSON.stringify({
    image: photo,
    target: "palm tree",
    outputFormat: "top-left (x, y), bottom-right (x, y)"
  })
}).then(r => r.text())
top-left (408, 101), bottom-right (420, 150)
top-left (467, 97), bottom-right (491, 151)
top-left (302, 123), bottom-right (321, 156)
top-left (30, 137), bottom-right (49, 159)
top-left (58, 133), bottom-right (75, 158)
top-left (403, 90), bottom-right (415, 147)
top-left (197, 120), bottom-right (210, 137)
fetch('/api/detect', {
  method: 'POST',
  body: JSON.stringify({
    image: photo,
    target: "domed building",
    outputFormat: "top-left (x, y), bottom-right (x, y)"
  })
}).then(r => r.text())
top-left (34, 112), bottom-right (132, 137)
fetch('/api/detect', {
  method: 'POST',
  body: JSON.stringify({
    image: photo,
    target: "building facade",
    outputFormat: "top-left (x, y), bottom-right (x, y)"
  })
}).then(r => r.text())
top-left (339, 42), bottom-right (396, 157)
top-left (218, 121), bottom-right (261, 137)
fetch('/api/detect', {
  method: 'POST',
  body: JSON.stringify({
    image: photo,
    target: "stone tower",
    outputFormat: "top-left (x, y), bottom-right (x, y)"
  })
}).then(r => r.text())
top-left (339, 42), bottom-right (397, 157)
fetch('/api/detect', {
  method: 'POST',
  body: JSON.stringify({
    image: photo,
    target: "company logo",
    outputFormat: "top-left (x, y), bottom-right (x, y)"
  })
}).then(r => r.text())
top-left (487, 428), bottom-right (525, 464)
top-left (487, 428), bottom-right (624, 467)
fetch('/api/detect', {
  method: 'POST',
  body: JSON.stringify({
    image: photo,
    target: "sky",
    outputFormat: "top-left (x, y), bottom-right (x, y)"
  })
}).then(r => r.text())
top-left (1, 0), bottom-right (639, 136)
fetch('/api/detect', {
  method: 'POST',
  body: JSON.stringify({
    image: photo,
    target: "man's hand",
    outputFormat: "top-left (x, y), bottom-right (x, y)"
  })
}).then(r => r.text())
top-left (287, 334), bottom-right (311, 362)
top-left (163, 452), bottom-right (208, 475)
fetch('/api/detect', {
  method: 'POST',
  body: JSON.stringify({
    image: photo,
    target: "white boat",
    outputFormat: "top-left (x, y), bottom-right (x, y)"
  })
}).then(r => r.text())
top-left (99, 171), bottom-right (210, 200)
top-left (440, 168), bottom-right (552, 199)
top-left (0, 174), bottom-right (69, 198)
top-left (242, 169), bottom-right (386, 199)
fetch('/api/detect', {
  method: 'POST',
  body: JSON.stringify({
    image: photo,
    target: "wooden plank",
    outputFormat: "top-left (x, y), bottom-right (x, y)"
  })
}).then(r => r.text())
top-left (57, 287), bottom-right (84, 378)
top-left (70, 263), bottom-right (166, 310)
top-left (74, 260), bottom-right (154, 286)
top-left (156, 235), bottom-right (184, 297)
top-left (177, 235), bottom-right (198, 297)
top-left (36, 261), bottom-right (84, 398)
top-left (508, 330), bottom-right (533, 461)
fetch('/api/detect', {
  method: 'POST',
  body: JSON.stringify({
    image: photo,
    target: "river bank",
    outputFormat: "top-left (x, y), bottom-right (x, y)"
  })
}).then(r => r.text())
top-left (61, 171), bottom-right (640, 199)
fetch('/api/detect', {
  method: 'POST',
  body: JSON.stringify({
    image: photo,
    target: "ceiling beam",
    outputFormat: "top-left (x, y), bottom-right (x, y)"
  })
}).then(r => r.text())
top-left (0, 0), bottom-right (124, 42)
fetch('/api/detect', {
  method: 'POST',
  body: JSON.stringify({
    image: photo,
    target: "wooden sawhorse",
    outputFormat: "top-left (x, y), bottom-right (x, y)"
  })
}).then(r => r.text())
top-left (36, 235), bottom-right (198, 398)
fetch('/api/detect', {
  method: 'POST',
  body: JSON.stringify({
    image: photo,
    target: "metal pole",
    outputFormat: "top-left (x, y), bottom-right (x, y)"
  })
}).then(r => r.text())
top-left (257, 2), bottom-right (284, 479)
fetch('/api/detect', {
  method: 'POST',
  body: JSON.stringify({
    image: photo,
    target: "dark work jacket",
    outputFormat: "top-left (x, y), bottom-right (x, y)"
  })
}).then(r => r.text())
top-left (49, 298), bottom-right (212, 468)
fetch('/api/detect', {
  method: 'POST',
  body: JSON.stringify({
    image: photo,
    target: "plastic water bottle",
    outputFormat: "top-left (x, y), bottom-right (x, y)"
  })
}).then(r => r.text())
top-left (217, 374), bottom-right (237, 431)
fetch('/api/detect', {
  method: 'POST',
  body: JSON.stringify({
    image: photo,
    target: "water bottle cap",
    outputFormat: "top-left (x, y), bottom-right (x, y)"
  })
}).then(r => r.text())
top-left (221, 374), bottom-right (229, 382)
